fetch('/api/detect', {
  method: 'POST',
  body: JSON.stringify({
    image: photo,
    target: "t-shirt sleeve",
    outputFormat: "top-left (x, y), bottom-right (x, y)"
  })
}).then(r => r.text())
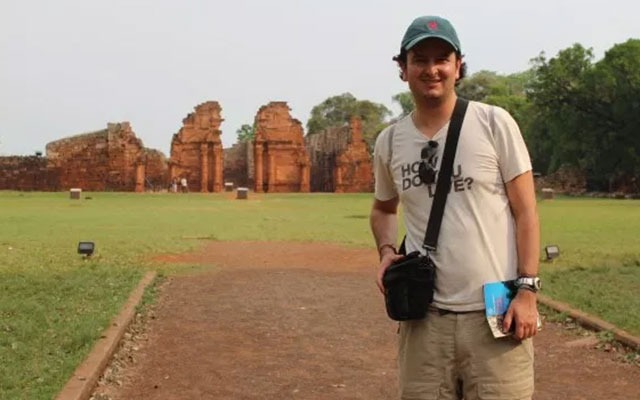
top-left (373, 126), bottom-right (398, 201)
top-left (491, 106), bottom-right (533, 183)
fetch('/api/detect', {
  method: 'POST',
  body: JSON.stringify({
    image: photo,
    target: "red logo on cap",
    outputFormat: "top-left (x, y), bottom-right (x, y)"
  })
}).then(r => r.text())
top-left (428, 21), bottom-right (438, 31)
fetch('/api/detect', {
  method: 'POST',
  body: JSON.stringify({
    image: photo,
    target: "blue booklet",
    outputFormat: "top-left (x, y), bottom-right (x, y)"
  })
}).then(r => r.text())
top-left (483, 280), bottom-right (517, 338)
top-left (483, 280), bottom-right (542, 338)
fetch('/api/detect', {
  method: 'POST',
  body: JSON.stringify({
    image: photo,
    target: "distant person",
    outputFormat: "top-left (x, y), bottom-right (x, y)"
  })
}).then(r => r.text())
top-left (171, 178), bottom-right (178, 193)
top-left (369, 15), bottom-right (540, 399)
top-left (180, 177), bottom-right (188, 193)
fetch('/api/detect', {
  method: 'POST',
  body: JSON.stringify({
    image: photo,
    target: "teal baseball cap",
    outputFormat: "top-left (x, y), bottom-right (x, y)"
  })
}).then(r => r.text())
top-left (401, 16), bottom-right (461, 53)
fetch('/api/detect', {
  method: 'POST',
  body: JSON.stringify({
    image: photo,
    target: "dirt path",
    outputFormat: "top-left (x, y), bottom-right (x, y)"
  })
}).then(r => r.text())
top-left (92, 242), bottom-right (640, 399)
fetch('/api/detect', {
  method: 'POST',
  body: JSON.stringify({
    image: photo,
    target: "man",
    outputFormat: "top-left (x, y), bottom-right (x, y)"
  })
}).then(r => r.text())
top-left (180, 176), bottom-right (188, 193)
top-left (370, 16), bottom-right (540, 399)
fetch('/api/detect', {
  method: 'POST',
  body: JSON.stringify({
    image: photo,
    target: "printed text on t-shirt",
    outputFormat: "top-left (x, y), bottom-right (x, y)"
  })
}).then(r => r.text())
top-left (400, 159), bottom-right (474, 196)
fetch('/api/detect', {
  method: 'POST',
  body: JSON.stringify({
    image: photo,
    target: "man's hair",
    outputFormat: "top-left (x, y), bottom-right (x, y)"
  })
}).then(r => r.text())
top-left (393, 49), bottom-right (467, 85)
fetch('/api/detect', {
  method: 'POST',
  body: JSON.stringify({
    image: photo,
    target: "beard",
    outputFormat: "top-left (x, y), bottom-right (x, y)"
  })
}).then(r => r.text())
top-left (409, 77), bottom-right (456, 108)
top-left (415, 88), bottom-right (454, 108)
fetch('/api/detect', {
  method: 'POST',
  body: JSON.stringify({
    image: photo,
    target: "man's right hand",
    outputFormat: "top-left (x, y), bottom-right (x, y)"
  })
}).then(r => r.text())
top-left (376, 251), bottom-right (404, 294)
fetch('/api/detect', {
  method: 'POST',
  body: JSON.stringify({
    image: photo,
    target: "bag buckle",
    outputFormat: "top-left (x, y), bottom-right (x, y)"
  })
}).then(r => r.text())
top-left (422, 244), bottom-right (436, 254)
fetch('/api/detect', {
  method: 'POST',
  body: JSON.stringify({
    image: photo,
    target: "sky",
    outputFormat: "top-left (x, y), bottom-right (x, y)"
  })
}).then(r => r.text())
top-left (1, 0), bottom-right (638, 156)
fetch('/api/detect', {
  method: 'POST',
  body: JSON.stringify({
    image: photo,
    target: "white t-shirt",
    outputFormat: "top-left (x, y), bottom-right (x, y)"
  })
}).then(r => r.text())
top-left (373, 101), bottom-right (532, 311)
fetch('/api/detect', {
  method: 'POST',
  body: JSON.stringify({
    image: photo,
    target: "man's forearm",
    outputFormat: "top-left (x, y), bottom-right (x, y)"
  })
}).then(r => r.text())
top-left (515, 210), bottom-right (540, 277)
top-left (370, 207), bottom-right (398, 251)
top-left (505, 172), bottom-right (540, 278)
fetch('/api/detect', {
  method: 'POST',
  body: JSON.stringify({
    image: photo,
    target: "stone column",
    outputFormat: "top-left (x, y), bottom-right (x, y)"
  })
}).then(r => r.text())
top-left (200, 144), bottom-right (209, 192)
top-left (135, 164), bottom-right (145, 193)
top-left (214, 143), bottom-right (223, 192)
top-left (268, 152), bottom-right (276, 193)
top-left (254, 140), bottom-right (264, 192)
top-left (301, 163), bottom-right (310, 193)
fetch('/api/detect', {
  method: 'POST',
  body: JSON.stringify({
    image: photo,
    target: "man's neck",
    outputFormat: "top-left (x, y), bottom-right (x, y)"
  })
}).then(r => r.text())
top-left (412, 94), bottom-right (458, 139)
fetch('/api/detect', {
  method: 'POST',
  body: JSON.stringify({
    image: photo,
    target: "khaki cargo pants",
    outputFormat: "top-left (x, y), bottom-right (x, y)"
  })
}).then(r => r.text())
top-left (398, 308), bottom-right (534, 400)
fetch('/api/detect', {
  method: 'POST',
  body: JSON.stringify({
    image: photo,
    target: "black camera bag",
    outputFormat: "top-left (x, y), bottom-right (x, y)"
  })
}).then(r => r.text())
top-left (382, 251), bottom-right (436, 320)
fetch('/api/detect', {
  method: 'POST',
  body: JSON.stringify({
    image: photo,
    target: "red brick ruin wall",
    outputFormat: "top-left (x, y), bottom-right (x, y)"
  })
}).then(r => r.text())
top-left (169, 101), bottom-right (224, 192)
top-left (336, 117), bottom-right (373, 192)
top-left (45, 122), bottom-right (166, 191)
top-left (253, 102), bottom-right (310, 193)
top-left (0, 156), bottom-right (58, 191)
top-left (535, 165), bottom-right (587, 195)
top-left (305, 117), bottom-right (373, 192)
top-left (46, 130), bottom-right (111, 190)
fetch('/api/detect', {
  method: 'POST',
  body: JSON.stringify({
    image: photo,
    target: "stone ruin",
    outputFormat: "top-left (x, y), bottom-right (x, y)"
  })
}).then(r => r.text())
top-left (253, 102), bottom-right (310, 193)
top-left (46, 122), bottom-right (166, 192)
top-left (305, 116), bottom-right (373, 192)
top-left (534, 165), bottom-right (587, 195)
top-left (4, 122), bottom-right (166, 192)
top-left (1, 100), bottom-right (376, 194)
top-left (169, 101), bottom-right (224, 192)
top-left (1, 123), bottom-right (166, 192)
top-left (0, 155), bottom-right (57, 191)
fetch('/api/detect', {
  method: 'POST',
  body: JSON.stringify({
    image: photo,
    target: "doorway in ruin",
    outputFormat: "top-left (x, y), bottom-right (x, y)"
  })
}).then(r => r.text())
top-left (310, 152), bottom-right (336, 192)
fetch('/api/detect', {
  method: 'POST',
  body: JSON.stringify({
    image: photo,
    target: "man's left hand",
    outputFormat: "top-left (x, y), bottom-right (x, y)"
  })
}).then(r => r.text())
top-left (502, 289), bottom-right (539, 340)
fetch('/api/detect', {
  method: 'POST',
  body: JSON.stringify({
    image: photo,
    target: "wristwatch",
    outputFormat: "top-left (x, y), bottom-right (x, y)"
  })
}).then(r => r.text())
top-left (514, 276), bottom-right (542, 293)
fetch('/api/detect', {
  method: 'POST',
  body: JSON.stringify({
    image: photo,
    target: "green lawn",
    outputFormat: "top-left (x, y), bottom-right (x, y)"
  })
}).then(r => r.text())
top-left (0, 191), bottom-right (638, 399)
top-left (537, 197), bottom-right (640, 335)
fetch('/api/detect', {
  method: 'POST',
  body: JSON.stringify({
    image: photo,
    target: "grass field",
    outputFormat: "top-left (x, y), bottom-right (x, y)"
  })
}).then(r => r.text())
top-left (0, 191), bottom-right (639, 399)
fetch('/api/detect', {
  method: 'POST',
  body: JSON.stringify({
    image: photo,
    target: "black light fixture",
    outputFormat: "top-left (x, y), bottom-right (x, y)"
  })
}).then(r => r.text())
top-left (78, 241), bottom-right (95, 257)
top-left (545, 245), bottom-right (560, 261)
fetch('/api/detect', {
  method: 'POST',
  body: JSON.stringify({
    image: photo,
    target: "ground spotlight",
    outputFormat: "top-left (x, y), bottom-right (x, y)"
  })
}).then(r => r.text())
top-left (78, 241), bottom-right (95, 257)
top-left (545, 245), bottom-right (560, 261)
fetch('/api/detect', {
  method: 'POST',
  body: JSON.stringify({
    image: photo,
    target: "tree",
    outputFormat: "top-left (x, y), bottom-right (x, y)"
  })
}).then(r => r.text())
top-left (306, 93), bottom-right (391, 146)
top-left (526, 41), bottom-right (640, 191)
top-left (392, 92), bottom-right (414, 117)
top-left (525, 45), bottom-right (595, 175)
top-left (456, 70), bottom-right (503, 101)
top-left (580, 39), bottom-right (640, 190)
top-left (236, 124), bottom-right (255, 143)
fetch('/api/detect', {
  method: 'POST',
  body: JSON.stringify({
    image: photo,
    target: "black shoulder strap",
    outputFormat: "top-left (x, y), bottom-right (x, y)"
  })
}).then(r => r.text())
top-left (423, 98), bottom-right (469, 251)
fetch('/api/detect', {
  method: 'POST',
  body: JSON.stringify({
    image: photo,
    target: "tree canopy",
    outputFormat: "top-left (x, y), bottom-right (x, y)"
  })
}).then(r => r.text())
top-left (236, 124), bottom-right (255, 143)
top-left (306, 93), bottom-right (391, 146)
top-left (527, 40), bottom-right (640, 190)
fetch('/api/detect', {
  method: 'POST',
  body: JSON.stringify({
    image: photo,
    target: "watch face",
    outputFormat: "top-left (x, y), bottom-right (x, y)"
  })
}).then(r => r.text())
top-left (534, 278), bottom-right (542, 290)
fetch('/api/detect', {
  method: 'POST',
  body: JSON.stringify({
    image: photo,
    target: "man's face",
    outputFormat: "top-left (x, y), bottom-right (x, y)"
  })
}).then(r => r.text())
top-left (402, 38), bottom-right (461, 103)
